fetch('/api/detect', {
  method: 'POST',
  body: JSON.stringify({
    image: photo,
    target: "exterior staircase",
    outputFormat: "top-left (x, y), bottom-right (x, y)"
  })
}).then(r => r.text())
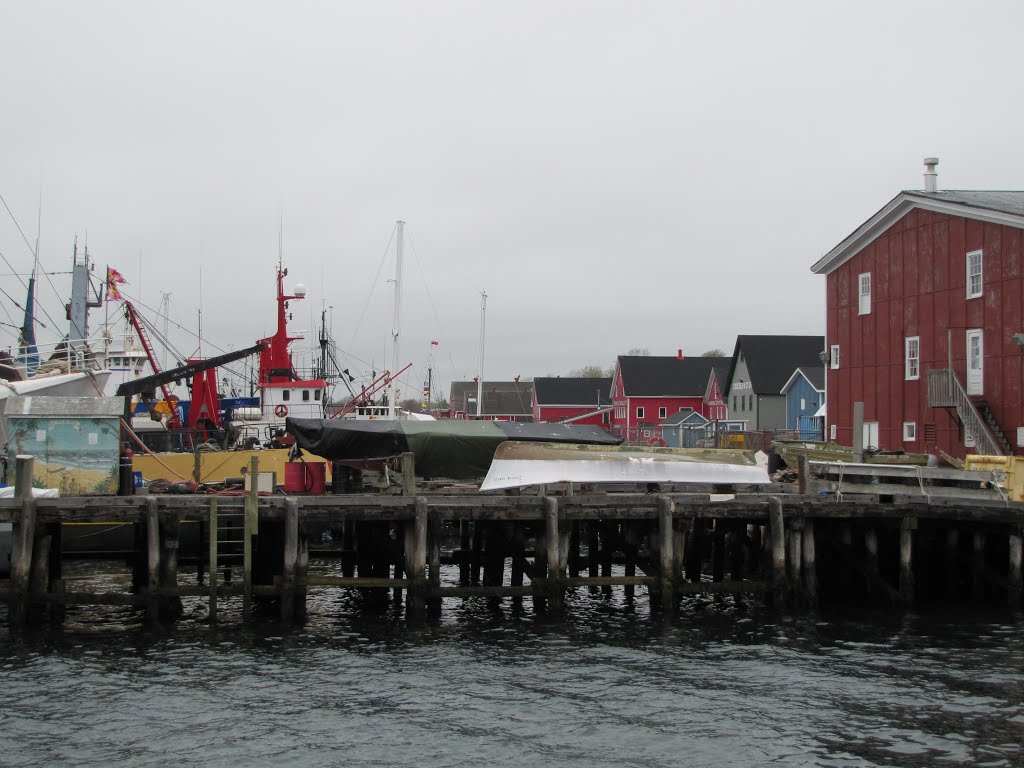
top-left (974, 400), bottom-right (1014, 454)
top-left (926, 368), bottom-right (1005, 456)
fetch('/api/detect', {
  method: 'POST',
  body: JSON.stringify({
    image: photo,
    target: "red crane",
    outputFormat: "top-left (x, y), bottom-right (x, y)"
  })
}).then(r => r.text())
top-left (121, 299), bottom-right (182, 428)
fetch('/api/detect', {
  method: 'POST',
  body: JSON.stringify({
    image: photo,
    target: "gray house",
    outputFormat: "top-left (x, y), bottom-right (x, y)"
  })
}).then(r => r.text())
top-left (724, 335), bottom-right (825, 431)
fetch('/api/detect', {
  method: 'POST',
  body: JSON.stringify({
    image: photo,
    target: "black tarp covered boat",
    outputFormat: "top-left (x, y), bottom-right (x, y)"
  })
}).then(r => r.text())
top-left (286, 418), bottom-right (623, 479)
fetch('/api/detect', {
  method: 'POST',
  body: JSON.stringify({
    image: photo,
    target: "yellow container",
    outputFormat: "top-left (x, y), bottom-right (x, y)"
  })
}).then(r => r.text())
top-left (964, 455), bottom-right (1024, 502)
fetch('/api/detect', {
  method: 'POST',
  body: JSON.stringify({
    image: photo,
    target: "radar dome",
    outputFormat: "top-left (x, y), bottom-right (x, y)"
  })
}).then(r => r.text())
top-left (294, 283), bottom-right (307, 297)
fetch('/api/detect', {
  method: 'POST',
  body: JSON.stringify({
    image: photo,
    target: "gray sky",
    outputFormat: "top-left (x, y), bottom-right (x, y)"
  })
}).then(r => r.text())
top-left (2, 1), bottom-right (1023, 400)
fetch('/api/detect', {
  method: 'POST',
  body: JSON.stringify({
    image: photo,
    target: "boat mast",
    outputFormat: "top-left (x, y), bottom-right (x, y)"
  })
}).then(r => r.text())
top-left (477, 290), bottom-right (487, 418)
top-left (390, 220), bottom-right (404, 419)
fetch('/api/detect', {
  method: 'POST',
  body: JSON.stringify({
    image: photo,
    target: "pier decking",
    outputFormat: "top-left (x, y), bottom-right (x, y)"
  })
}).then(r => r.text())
top-left (2, 455), bottom-right (1023, 626)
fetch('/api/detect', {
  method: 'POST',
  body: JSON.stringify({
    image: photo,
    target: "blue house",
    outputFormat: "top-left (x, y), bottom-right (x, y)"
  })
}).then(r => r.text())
top-left (781, 366), bottom-right (825, 439)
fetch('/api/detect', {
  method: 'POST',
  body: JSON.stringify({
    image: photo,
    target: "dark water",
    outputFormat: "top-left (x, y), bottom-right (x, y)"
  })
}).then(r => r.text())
top-left (2, 562), bottom-right (1023, 768)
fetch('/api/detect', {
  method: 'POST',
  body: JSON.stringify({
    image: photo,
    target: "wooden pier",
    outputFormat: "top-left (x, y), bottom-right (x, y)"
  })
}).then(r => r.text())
top-left (2, 454), bottom-right (1023, 626)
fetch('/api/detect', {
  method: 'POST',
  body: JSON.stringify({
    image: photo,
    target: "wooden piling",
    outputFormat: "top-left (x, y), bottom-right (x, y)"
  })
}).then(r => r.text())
top-left (801, 518), bottom-right (817, 607)
top-left (242, 458), bottom-right (259, 622)
top-left (159, 511), bottom-right (182, 618)
top-left (208, 497), bottom-right (218, 621)
top-left (797, 453), bottom-right (810, 496)
top-left (145, 497), bottom-right (160, 622)
top-left (458, 521), bottom-right (470, 585)
top-left (401, 452), bottom-right (416, 496)
top-left (407, 496), bottom-right (428, 619)
top-left (899, 517), bottom-right (915, 604)
top-left (428, 511), bottom-right (441, 615)
top-left (545, 498), bottom-right (563, 613)
top-left (281, 497), bottom-right (298, 622)
top-left (768, 497), bottom-right (786, 606)
top-left (10, 456), bottom-right (36, 626)
top-left (658, 495), bottom-right (675, 614)
top-left (787, 520), bottom-right (802, 593)
top-left (1009, 528), bottom-right (1023, 609)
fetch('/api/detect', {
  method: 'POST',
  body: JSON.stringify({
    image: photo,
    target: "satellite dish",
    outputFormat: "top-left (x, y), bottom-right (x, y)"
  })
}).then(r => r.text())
top-left (294, 283), bottom-right (307, 297)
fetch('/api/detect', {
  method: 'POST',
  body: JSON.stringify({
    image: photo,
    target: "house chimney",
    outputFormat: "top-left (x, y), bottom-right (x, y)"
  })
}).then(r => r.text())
top-left (677, 348), bottom-right (684, 360)
top-left (923, 157), bottom-right (939, 193)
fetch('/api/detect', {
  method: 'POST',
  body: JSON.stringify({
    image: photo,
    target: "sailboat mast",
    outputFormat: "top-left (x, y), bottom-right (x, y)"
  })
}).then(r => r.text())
top-left (390, 220), bottom-right (405, 419)
top-left (477, 291), bottom-right (487, 418)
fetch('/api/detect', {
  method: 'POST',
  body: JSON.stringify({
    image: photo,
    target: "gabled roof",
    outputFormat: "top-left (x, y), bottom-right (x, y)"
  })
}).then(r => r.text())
top-left (780, 366), bottom-right (825, 395)
top-left (449, 381), bottom-right (533, 416)
top-left (812, 190), bottom-right (1024, 275)
top-left (707, 361), bottom-right (730, 399)
top-left (725, 336), bottom-right (825, 396)
top-left (533, 377), bottom-right (612, 407)
top-left (617, 356), bottom-right (731, 398)
top-left (660, 408), bottom-right (708, 427)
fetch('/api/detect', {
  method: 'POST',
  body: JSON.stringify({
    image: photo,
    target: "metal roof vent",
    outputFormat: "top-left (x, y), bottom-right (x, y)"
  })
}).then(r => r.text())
top-left (923, 157), bottom-right (939, 193)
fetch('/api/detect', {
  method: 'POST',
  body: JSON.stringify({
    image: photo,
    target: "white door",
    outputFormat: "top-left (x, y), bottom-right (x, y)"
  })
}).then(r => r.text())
top-left (966, 330), bottom-right (983, 396)
top-left (862, 421), bottom-right (879, 450)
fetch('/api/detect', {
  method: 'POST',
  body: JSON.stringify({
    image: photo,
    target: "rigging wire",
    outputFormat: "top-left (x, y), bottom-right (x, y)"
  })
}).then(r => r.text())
top-left (348, 223), bottom-right (397, 347)
top-left (0, 189), bottom-right (69, 327)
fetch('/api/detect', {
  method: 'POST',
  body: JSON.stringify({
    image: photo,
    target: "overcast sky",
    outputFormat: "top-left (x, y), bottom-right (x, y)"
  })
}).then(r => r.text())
top-left (2, 1), bottom-right (1023, 400)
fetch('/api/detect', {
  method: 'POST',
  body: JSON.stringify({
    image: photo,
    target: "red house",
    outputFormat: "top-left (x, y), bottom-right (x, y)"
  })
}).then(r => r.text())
top-left (812, 159), bottom-right (1024, 458)
top-left (610, 354), bottom-right (732, 443)
top-left (531, 377), bottom-right (612, 426)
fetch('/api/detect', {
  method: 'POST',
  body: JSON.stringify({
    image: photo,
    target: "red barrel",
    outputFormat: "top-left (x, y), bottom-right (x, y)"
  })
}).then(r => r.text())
top-left (306, 462), bottom-right (326, 495)
top-left (284, 462), bottom-right (307, 493)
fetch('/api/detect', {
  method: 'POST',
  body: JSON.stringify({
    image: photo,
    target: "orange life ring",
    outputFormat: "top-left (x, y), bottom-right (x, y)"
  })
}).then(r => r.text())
top-left (274, 404), bottom-right (288, 418)
top-left (648, 436), bottom-right (667, 447)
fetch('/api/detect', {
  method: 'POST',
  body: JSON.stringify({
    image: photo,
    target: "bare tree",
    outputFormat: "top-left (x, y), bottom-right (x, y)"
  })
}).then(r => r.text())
top-left (701, 348), bottom-right (727, 357)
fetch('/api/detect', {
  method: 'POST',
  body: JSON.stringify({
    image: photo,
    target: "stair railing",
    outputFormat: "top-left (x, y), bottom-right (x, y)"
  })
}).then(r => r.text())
top-left (926, 368), bottom-right (1003, 456)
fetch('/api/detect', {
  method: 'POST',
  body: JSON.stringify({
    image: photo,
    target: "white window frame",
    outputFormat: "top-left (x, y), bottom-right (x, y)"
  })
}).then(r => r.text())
top-left (966, 249), bottom-right (983, 299)
top-left (905, 336), bottom-right (920, 380)
top-left (830, 424), bottom-right (837, 440)
top-left (800, 397), bottom-right (806, 410)
top-left (658, 406), bottom-right (667, 419)
top-left (636, 406), bottom-right (645, 419)
top-left (858, 272), bottom-right (871, 315)
top-left (830, 345), bottom-right (840, 370)
top-left (903, 422), bottom-right (917, 441)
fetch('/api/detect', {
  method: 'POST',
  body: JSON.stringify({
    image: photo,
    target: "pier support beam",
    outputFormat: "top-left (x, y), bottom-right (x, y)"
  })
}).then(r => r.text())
top-left (899, 517), bottom-right (916, 604)
top-left (1009, 528), bottom-right (1023, 610)
top-left (145, 497), bottom-right (161, 622)
top-left (406, 496), bottom-right (428, 620)
top-left (281, 498), bottom-right (299, 622)
top-left (768, 497), bottom-right (786, 607)
top-left (545, 498), bottom-right (564, 614)
top-left (801, 518), bottom-right (817, 607)
top-left (658, 495), bottom-right (675, 614)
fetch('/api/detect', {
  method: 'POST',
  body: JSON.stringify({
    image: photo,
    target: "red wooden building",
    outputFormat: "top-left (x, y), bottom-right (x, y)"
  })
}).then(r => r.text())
top-left (610, 354), bottom-right (731, 442)
top-left (812, 159), bottom-right (1024, 458)
top-left (531, 377), bottom-right (612, 426)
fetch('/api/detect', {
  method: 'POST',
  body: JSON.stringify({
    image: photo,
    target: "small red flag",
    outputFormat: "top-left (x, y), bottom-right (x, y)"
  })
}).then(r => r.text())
top-left (430, 340), bottom-right (439, 346)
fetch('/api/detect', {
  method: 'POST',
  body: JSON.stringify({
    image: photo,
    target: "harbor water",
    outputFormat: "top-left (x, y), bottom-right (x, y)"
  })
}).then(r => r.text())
top-left (2, 561), bottom-right (1023, 768)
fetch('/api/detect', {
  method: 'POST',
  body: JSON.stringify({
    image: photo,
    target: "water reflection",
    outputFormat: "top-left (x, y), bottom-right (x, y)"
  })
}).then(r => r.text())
top-left (2, 562), bottom-right (1023, 768)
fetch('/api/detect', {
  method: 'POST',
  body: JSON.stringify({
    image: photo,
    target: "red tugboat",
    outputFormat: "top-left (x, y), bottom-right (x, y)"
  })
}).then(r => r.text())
top-left (249, 264), bottom-right (330, 447)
